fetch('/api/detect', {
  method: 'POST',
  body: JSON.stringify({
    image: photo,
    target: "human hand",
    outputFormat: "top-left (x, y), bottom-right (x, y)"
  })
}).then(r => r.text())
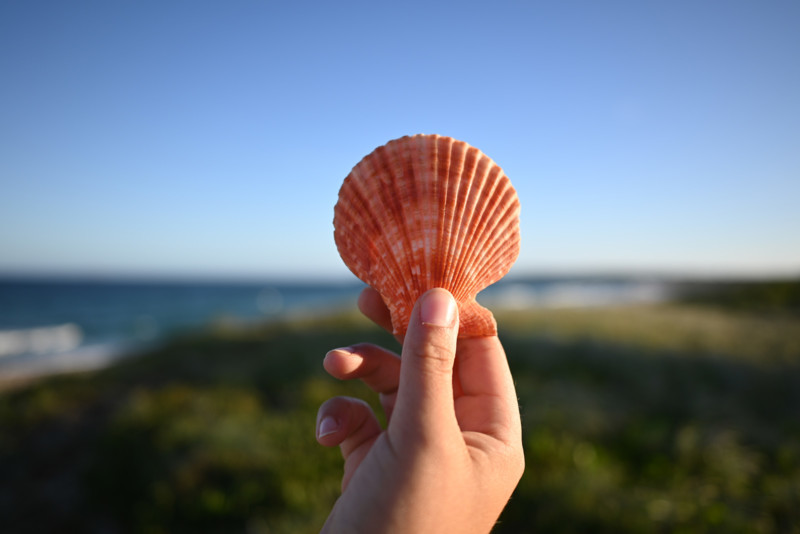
top-left (316, 287), bottom-right (524, 533)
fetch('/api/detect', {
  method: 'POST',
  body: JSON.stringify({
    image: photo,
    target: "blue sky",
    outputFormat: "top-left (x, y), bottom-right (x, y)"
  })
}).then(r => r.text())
top-left (1, 1), bottom-right (798, 280)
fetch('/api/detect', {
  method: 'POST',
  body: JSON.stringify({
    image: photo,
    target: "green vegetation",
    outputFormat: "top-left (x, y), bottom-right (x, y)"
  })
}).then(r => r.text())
top-left (2, 290), bottom-right (799, 533)
top-left (675, 279), bottom-right (800, 314)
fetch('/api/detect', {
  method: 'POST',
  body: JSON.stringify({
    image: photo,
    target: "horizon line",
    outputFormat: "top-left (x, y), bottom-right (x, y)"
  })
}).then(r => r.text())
top-left (0, 267), bottom-right (797, 284)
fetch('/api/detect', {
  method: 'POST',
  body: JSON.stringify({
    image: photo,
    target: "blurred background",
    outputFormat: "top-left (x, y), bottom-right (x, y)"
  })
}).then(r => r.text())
top-left (1, 1), bottom-right (798, 532)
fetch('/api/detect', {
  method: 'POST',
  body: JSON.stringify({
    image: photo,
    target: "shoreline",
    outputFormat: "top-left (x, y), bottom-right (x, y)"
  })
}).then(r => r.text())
top-left (0, 340), bottom-right (155, 391)
top-left (5, 276), bottom-right (797, 392)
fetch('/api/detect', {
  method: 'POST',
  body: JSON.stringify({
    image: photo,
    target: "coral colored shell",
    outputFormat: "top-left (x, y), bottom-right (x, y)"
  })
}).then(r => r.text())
top-left (333, 134), bottom-right (520, 338)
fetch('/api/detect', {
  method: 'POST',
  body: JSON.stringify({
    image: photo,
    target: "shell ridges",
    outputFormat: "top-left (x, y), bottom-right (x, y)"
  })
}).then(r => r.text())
top-left (333, 134), bottom-right (520, 338)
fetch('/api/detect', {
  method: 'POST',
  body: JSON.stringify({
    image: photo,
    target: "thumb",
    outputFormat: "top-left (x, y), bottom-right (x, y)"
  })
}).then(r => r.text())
top-left (390, 288), bottom-right (460, 441)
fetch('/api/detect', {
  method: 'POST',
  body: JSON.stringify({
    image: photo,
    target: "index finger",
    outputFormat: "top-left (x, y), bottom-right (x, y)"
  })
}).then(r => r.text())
top-left (358, 287), bottom-right (402, 342)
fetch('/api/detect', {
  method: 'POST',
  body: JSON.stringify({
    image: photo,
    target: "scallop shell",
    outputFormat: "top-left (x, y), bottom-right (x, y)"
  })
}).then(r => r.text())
top-left (333, 134), bottom-right (520, 338)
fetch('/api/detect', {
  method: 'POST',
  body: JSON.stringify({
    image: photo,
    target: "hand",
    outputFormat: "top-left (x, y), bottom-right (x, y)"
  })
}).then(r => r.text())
top-left (316, 287), bottom-right (524, 533)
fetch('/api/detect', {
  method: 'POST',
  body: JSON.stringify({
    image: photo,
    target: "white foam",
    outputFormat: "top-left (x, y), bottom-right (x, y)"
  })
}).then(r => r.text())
top-left (0, 341), bottom-right (141, 380)
top-left (0, 324), bottom-right (83, 358)
top-left (480, 281), bottom-right (671, 309)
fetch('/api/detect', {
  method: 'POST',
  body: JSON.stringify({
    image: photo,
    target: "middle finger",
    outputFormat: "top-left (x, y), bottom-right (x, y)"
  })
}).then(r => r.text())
top-left (323, 343), bottom-right (401, 396)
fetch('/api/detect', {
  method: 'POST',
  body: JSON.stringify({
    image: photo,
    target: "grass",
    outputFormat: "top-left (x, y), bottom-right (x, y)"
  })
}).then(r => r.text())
top-left (498, 305), bottom-right (800, 533)
top-left (1, 288), bottom-right (799, 533)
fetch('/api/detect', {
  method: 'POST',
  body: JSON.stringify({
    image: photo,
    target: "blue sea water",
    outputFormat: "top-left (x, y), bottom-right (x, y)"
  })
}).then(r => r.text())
top-left (0, 277), bottom-right (364, 379)
top-left (0, 276), bottom-right (670, 379)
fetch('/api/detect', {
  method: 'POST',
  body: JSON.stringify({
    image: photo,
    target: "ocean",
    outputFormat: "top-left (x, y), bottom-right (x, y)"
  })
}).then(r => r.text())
top-left (0, 276), bottom-right (670, 380)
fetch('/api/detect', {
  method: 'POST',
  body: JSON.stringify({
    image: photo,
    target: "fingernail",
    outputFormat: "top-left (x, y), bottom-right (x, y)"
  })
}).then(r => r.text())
top-left (317, 415), bottom-right (339, 438)
top-left (420, 289), bottom-right (457, 327)
top-left (324, 347), bottom-right (359, 363)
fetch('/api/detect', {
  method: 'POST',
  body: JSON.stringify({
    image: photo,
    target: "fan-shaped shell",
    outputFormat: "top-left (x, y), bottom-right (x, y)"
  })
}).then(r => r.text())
top-left (333, 134), bottom-right (520, 338)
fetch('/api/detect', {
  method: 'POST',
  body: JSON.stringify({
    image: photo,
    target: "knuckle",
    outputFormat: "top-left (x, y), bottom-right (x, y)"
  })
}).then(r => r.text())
top-left (408, 337), bottom-right (454, 373)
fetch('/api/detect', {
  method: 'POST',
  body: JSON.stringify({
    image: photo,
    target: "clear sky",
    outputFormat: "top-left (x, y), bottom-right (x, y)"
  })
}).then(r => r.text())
top-left (1, 1), bottom-right (798, 280)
